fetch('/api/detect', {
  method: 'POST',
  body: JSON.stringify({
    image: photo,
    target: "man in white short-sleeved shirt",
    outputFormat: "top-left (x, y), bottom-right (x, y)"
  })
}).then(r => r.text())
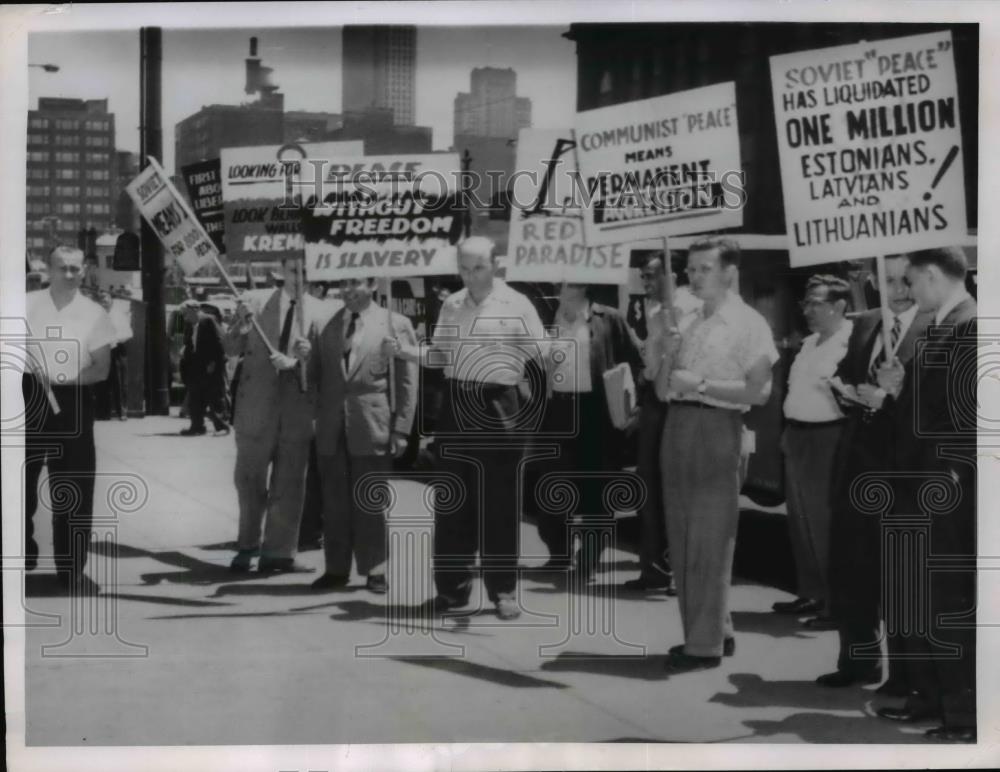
top-left (660, 237), bottom-right (779, 672)
top-left (22, 246), bottom-right (116, 593)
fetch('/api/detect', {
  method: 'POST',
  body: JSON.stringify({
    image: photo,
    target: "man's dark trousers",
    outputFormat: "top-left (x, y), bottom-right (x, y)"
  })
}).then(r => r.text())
top-left (23, 375), bottom-right (96, 578)
top-left (433, 381), bottom-right (526, 603)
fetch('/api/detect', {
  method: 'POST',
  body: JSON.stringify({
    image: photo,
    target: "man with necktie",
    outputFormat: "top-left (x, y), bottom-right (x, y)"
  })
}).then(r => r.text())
top-left (225, 259), bottom-right (325, 574)
top-left (873, 247), bottom-right (977, 743)
top-left (310, 277), bottom-right (417, 593)
top-left (816, 254), bottom-right (933, 690)
top-left (179, 299), bottom-right (230, 436)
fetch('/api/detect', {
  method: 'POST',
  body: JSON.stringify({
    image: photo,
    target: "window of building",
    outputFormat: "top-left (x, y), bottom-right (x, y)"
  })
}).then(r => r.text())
top-left (27, 202), bottom-right (47, 215)
top-left (28, 117), bottom-right (49, 129)
top-left (85, 169), bottom-right (110, 180)
top-left (58, 202), bottom-right (80, 214)
top-left (28, 151), bottom-right (48, 162)
top-left (28, 236), bottom-right (48, 248)
top-left (85, 152), bottom-right (109, 164)
top-left (55, 151), bottom-right (79, 163)
top-left (28, 185), bottom-right (50, 197)
top-left (27, 132), bottom-right (47, 145)
top-left (85, 136), bottom-right (109, 147)
top-left (56, 185), bottom-right (80, 197)
top-left (84, 119), bottom-right (108, 131)
top-left (60, 219), bottom-right (79, 231)
top-left (56, 169), bottom-right (77, 180)
top-left (55, 134), bottom-right (81, 146)
top-left (87, 203), bottom-right (110, 215)
top-left (85, 185), bottom-right (108, 197)
top-left (27, 168), bottom-right (48, 179)
top-left (55, 119), bottom-right (79, 131)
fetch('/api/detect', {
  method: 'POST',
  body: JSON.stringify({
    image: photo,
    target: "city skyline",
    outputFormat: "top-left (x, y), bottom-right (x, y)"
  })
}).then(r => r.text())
top-left (27, 26), bottom-right (576, 171)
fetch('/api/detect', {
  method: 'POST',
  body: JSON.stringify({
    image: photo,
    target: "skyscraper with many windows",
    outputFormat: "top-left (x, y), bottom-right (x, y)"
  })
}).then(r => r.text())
top-left (26, 98), bottom-right (116, 257)
top-left (453, 67), bottom-right (532, 139)
top-left (342, 25), bottom-right (416, 126)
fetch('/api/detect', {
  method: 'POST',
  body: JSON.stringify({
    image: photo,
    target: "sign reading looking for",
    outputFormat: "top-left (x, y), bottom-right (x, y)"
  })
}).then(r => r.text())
top-left (769, 30), bottom-right (966, 266)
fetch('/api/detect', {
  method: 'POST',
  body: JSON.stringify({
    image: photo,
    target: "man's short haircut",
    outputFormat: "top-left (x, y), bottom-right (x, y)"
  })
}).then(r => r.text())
top-left (806, 274), bottom-right (852, 310)
top-left (458, 236), bottom-right (496, 262)
top-left (48, 245), bottom-right (83, 264)
top-left (907, 246), bottom-right (968, 281)
top-left (688, 236), bottom-right (741, 269)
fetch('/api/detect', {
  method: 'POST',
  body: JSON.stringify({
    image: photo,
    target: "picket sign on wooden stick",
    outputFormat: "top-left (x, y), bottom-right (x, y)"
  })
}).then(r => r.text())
top-left (874, 254), bottom-right (896, 366)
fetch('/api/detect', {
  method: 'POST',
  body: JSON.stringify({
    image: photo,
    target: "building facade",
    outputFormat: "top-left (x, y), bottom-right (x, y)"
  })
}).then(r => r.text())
top-left (26, 97), bottom-right (116, 256)
top-left (342, 25), bottom-right (417, 126)
top-left (453, 67), bottom-right (532, 139)
top-left (331, 107), bottom-right (432, 154)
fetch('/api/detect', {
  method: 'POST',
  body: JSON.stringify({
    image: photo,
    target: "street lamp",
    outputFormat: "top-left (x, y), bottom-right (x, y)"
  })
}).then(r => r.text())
top-left (28, 63), bottom-right (60, 73)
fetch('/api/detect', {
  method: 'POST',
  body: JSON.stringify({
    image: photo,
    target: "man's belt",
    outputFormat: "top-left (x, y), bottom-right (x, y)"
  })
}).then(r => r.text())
top-left (785, 417), bottom-right (847, 429)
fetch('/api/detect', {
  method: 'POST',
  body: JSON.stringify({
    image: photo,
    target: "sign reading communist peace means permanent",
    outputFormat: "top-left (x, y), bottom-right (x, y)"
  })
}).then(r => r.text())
top-left (770, 30), bottom-right (966, 266)
top-left (573, 81), bottom-right (744, 247)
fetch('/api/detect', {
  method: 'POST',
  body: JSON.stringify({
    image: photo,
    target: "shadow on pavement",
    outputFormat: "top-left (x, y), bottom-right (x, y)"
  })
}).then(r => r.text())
top-left (539, 651), bottom-right (669, 681)
top-left (392, 656), bottom-right (570, 689)
top-left (730, 610), bottom-right (817, 640)
top-left (710, 673), bottom-right (871, 712)
top-left (24, 574), bottom-right (68, 597)
top-left (197, 541), bottom-right (240, 551)
top-left (740, 711), bottom-right (929, 743)
top-left (211, 582), bottom-right (360, 598)
top-left (107, 591), bottom-right (234, 607)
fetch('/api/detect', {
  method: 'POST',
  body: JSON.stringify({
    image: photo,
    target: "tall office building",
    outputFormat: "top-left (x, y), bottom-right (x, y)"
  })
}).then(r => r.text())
top-left (342, 25), bottom-right (416, 126)
top-left (453, 67), bottom-right (532, 139)
top-left (26, 97), bottom-right (116, 256)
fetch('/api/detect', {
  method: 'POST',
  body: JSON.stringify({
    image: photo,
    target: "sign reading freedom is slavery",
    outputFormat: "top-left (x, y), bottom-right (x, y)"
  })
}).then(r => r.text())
top-left (301, 153), bottom-right (463, 281)
top-left (574, 82), bottom-right (744, 246)
top-left (221, 140), bottom-right (363, 261)
top-left (770, 30), bottom-right (966, 266)
top-left (506, 128), bottom-right (630, 284)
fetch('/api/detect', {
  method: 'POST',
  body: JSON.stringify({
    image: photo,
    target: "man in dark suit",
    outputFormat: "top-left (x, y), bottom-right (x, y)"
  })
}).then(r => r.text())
top-left (873, 246), bottom-right (977, 743)
top-left (310, 277), bottom-right (418, 593)
top-left (816, 255), bottom-right (933, 689)
top-left (535, 284), bottom-right (643, 579)
top-left (179, 299), bottom-right (230, 436)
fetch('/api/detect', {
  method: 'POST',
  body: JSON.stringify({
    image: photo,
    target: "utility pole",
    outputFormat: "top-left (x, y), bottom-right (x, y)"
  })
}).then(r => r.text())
top-left (462, 149), bottom-right (473, 238)
top-left (140, 26), bottom-right (170, 415)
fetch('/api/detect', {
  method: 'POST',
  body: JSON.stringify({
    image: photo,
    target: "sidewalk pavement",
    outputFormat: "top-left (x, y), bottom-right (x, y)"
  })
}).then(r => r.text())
top-left (17, 413), bottom-right (933, 745)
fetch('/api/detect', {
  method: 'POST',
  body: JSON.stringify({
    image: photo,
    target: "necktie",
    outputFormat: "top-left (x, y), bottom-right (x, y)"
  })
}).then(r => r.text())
top-left (343, 311), bottom-right (360, 370)
top-left (868, 315), bottom-right (902, 383)
top-left (278, 299), bottom-right (296, 355)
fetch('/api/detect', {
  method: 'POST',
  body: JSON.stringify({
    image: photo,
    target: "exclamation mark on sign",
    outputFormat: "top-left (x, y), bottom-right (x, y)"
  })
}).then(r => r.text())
top-left (923, 146), bottom-right (959, 201)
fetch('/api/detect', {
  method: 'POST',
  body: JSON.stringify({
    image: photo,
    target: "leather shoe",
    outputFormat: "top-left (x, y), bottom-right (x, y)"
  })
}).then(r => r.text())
top-left (311, 573), bottom-right (349, 591)
top-left (802, 615), bottom-right (838, 630)
top-left (425, 594), bottom-right (469, 615)
top-left (366, 574), bottom-right (388, 594)
top-left (664, 650), bottom-right (721, 673)
top-left (924, 725), bottom-right (976, 743)
top-left (623, 575), bottom-right (674, 592)
top-left (772, 597), bottom-right (821, 615)
top-left (669, 637), bottom-right (734, 658)
top-left (495, 597), bottom-right (522, 620)
top-left (876, 701), bottom-right (941, 723)
top-left (816, 669), bottom-right (882, 688)
top-left (179, 427), bottom-right (207, 436)
top-left (212, 425), bottom-right (231, 437)
top-left (257, 558), bottom-right (316, 574)
top-left (229, 549), bottom-right (257, 572)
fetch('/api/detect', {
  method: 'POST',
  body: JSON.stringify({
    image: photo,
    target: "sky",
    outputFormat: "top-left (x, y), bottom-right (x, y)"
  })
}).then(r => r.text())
top-left (27, 25), bottom-right (577, 171)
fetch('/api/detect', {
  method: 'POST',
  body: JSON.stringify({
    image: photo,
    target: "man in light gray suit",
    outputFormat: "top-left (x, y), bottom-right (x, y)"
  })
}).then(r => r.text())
top-left (310, 277), bottom-right (418, 592)
top-left (225, 259), bottom-right (328, 574)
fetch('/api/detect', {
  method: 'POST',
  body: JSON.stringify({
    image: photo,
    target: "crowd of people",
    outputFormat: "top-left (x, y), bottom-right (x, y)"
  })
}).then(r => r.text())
top-left (21, 235), bottom-right (977, 742)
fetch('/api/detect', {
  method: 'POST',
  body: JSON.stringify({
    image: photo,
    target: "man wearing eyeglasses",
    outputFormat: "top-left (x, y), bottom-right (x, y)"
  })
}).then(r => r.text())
top-left (773, 276), bottom-right (852, 631)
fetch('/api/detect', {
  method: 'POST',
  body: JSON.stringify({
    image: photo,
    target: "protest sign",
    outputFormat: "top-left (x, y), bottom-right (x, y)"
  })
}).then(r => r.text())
top-left (574, 82), bottom-right (743, 247)
top-left (126, 158), bottom-right (215, 275)
top-left (181, 158), bottom-right (225, 253)
top-left (506, 128), bottom-right (630, 284)
top-left (221, 140), bottom-right (363, 261)
top-left (300, 152), bottom-right (463, 282)
top-left (769, 30), bottom-right (966, 266)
